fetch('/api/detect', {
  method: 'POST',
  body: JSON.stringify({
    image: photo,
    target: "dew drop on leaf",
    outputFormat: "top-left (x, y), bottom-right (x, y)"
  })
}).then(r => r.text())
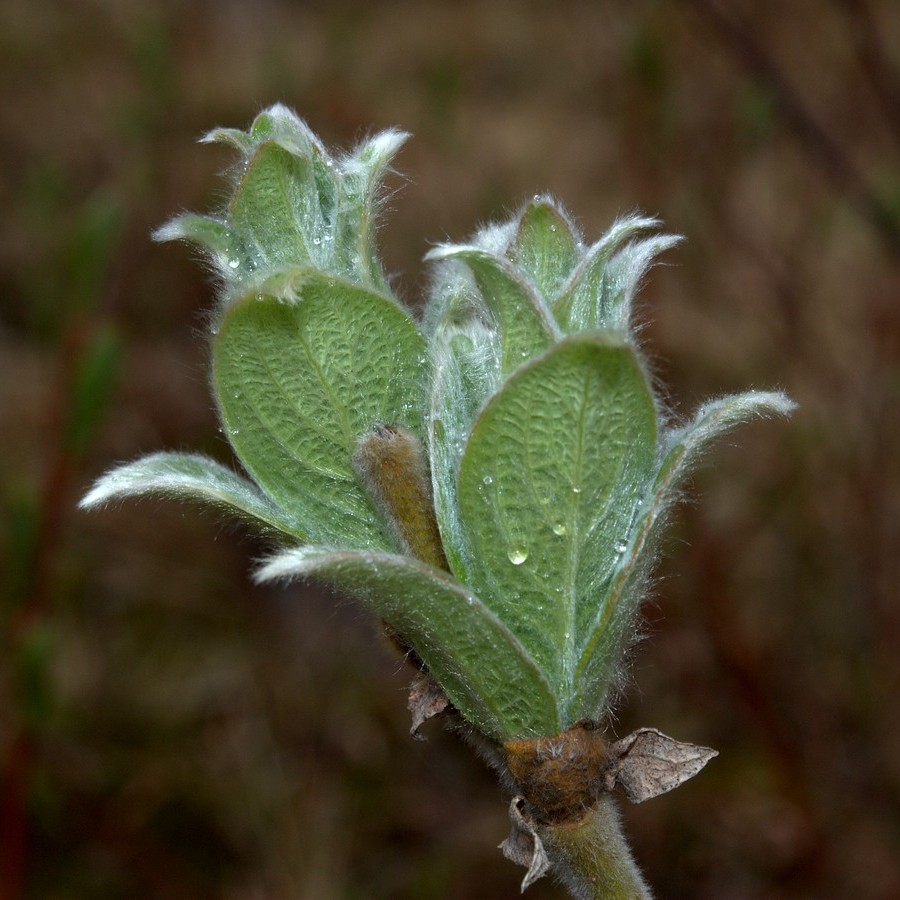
top-left (507, 547), bottom-right (528, 565)
top-left (552, 522), bottom-right (567, 536)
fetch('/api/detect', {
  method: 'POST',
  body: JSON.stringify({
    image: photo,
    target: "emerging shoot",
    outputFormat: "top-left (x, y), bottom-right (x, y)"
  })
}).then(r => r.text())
top-left (82, 106), bottom-right (794, 897)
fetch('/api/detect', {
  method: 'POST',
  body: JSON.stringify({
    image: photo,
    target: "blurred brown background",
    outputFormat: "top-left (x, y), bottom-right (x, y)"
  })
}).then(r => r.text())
top-left (2, 1), bottom-right (899, 897)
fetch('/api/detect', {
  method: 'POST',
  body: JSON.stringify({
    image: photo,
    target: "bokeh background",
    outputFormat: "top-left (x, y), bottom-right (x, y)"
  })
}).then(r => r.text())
top-left (2, 1), bottom-right (899, 897)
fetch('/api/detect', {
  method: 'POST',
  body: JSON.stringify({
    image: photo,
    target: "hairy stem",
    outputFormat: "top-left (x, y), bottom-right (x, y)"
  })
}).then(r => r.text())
top-left (539, 796), bottom-right (651, 900)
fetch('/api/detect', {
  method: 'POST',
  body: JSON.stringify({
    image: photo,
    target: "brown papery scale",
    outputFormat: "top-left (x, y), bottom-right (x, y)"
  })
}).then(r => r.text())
top-left (503, 721), bottom-right (611, 823)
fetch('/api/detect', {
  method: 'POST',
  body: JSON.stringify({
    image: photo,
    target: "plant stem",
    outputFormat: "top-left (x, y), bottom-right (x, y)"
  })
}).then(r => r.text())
top-left (539, 796), bottom-right (651, 900)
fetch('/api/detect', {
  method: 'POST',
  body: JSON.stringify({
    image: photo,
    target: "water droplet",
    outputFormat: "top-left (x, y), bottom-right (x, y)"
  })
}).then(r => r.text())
top-left (482, 475), bottom-right (493, 486)
top-left (230, 427), bottom-right (240, 436)
top-left (533, 194), bottom-right (541, 202)
top-left (312, 236), bottom-right (321, 246)
top-left (614, 540), bottom-right (627, 554)
top-left (209, 323), bottom-right (219, 336)
top-left (325, 158), bottom-right (334, 168)
top-left (466, 596), bottom-right (474, 606)
top-left (323, 231), bottom-right (333, 242)
top-left (552, 522), bottom-right (567, 536)
top-left (227, 257), bottom-right (240, 269)
top-left (507, 547), bottom-right (528, 565)
top-left (572, 484), bottom-right (582, 494)
top-left (549, 224), bottom-right (557, 232)
top-left (564, 631), bottom-right (571, 640)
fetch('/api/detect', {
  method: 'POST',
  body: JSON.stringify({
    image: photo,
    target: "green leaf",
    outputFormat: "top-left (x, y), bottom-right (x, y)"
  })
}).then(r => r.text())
top-left (153, 214), bottom-right (240, 269)
top-left (457, 336), bottom-right (657, 724)
top-left (425, 246), bottom-right (558, 375)
top-left (554, 216), bottom-right (676, 332)
top-left (429, 318), bottom-right (499, 581)
top-left (201, 126), bottom-right (254, 154)
top-left (173, 109), bottom-right (407, 295)
top-left (203, 105), bottom-right (326, 160)
top-left (656, 391), bottom-right (796, 491)
top-left (247, 105), bottom-right (321, 153)
top-left (574, 389), bottom-right (796, 719)
top-left (334, 129), bottom-right (409, 292)
top-left (256, 547), bottom-right (559, 740)
top-left (507, 197), bottom-right (580, 300)
top-left (212, 271), bottom-right (427, 549)
top-left (229, 141), bottom-right (323, 273)
top-left (424, 268), bottom-right (501, 581)
top-left (79, 451), bottom-right (302, 537)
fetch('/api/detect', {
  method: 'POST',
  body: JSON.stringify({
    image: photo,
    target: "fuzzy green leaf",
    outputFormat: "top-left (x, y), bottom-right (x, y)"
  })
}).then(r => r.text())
top-left (153, 214), bottom-right (247, 282)
top-left (171, 108), bottom-right (406, 295)
top-left (246, 105), bottom-right (322, 153)
top-left (229, 141), bottom-right (324, 274)
top-left (655, 390), bottom-right (796, 494)
top-left (426, 247), bottom-right (558, 375)
top-left (334, 129), bottom-right (409, 292)
top-left (201, 126), bottom-right (254, 154)
top-left (574, 389), bottom-right (796, 719)
top-left (429, 319), bottom-right (499, 581)
top-left (425, 269), bottom-right (501, 582)
top-left (554, 217), bottom-right (677, 332)
top-left (212, 272), bottom-right (427, 549)
top-left (457, 336), bottom-right (657, 723)
top-left (256, 547), bottom-right (559, 741)
top-left (508, 198), bottom-right (580, 300)
top-left (79, 451), bottom-right (302, 537)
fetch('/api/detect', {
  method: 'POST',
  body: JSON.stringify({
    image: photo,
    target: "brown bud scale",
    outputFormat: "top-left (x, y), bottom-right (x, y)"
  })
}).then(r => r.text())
top-left (503, 721), bottom-right (610, 823)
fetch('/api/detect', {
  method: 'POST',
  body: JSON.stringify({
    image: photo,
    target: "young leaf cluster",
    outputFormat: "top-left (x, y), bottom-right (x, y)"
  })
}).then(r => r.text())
top-left (82, 107), bottom-right (793, 743)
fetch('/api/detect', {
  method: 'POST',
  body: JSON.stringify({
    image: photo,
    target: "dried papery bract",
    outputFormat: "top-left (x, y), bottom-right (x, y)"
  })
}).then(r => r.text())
top-left (81, 106), bottom-right (794, 896)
